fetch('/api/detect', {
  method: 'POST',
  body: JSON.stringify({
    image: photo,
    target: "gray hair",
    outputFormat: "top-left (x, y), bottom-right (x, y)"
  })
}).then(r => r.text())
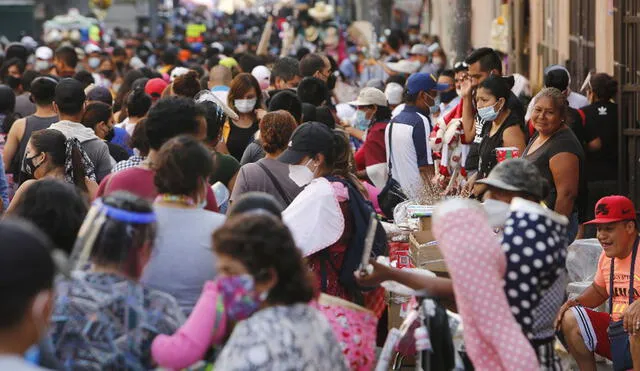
top-left (532, 87), bottom-right (568, 123)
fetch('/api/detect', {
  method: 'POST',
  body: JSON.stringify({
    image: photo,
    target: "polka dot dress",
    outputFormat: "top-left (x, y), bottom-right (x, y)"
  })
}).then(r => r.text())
top-left (433, 200), bottom-right (539, 370)
top-left (501, 199), bottom-right (568, 339)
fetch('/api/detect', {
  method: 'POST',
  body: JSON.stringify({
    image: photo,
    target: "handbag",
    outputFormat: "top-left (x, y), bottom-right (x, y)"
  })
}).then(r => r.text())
top-left (607, 236), bottom-right (639, 371)
top-left (378, 121), bottom-right (407, 218)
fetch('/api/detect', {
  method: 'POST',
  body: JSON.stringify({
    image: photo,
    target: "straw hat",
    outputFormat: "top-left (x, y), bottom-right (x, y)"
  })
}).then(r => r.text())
top-left (386, 60), bottom-right (421, 74)
top-left (308, 1), bottom-right (335, 22)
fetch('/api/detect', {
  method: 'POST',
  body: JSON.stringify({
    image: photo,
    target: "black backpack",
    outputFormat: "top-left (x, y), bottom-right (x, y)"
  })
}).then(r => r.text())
top-left (322, 176), bottom-right (388, 296)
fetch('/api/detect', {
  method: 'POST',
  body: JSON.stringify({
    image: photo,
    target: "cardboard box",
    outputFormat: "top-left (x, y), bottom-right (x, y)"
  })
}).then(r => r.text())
top-left (409, 230), bottom-right (448, 274)
top-left (419, 215), bottom-right (434, 234)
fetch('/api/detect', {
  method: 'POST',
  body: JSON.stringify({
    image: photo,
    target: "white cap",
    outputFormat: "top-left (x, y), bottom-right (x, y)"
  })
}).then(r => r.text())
top-left (335, 103), bottom-right (356, 121)
top-left (20, 36), bottom-right (38, 50)
top-left (170, 67), bottom-right (190, 82)
top-left (348, 87), bottom-right (388, 107)
top-left (385, 82), bottom-right (404, 105)
top-left (409, 44), bottom-right (430, 56)
top-left (35, 46), bottom-right (53, 60)
top-left (386, 59), bottom-right (421, 74)
top-left (85, 43), bottom-right (102, 55)
top-left (129, 56), bottom-right (145, 69)
top-left (210, 42), bottom-right (224, 53)
top-left (251, 65), bottom-right (271, 90)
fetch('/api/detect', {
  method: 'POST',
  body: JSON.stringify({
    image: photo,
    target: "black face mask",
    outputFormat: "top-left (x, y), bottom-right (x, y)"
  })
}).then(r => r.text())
top-left (5, 75), bottom-right (21, 90)
top-left (100, 69), bottom-right (115, 80)
top-left (22, 154), bottom-right (42, 176)
top-left (327, 73), bottom-right (337, 91)
top-left (440, 89), bottom-right (459, 104)
top-left (115, 61), bottom-right (125, 70)
top-left (105, 127), bottom-right (115, 142)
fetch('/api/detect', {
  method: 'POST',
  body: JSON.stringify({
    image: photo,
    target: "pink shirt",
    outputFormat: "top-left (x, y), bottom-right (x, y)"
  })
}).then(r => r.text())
top-left (97, 167), bottom-right (218, 212)
top-left (151, 281), bottom-right (224, 370)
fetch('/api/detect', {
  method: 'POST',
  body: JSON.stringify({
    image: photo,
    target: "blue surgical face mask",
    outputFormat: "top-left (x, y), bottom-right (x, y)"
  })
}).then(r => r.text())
top-left (429, 94), bottom-right (441, 115)
top-left (354, 109), bottom-right (371, 131)
top-left (477, 101), bottom-right (501, 121)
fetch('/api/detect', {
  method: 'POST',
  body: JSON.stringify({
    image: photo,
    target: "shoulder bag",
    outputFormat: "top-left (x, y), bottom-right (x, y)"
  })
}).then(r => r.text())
top-left (608, 236), bottom-right (639, 371)
top-left (257, 161), bottom-right (293, 206)
top-left (377, 121), bottom-right (408, 218)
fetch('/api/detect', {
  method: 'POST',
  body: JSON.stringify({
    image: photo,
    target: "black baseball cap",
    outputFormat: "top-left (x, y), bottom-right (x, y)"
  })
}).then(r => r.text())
top-left (278, 121), bottom-right (334, 164)
top-left (54, 78), bottom-right (86, 113)
top-left (86, 86), bottom-right (113, 106)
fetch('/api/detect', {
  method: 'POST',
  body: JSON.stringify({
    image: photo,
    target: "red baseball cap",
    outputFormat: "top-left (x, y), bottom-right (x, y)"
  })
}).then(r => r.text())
top-left (145, 78), bottom-right (168, 101)
top-left (584, 195), bottom-right (637, 225)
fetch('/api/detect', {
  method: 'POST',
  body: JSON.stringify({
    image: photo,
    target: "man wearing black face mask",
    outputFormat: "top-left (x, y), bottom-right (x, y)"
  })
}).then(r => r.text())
top-left (1, 57), bottom-right (25, 95)
top-left (436, 70), bottom-right (460, 118)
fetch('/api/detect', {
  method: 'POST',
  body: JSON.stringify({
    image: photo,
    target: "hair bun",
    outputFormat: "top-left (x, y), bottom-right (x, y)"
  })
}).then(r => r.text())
top-left (503, 75), bottom-right (515, 90)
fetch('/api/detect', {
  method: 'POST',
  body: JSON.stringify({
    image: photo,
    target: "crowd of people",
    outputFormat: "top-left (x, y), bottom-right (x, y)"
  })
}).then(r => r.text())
top-left (0, 4), bottom-right (633, 370)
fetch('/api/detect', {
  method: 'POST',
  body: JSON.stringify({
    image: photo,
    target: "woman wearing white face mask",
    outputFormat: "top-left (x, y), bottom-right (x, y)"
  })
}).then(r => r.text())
top-left (141, 135), bottom-right (226, 314)
top-left (346, 87), bottom-right (392, 190)
top-left (471, 75), bottom-right (526, 195)
top-left (220, 73), bottom-right (264, 161)
top-left (281, 123), bottom-right (386, 310)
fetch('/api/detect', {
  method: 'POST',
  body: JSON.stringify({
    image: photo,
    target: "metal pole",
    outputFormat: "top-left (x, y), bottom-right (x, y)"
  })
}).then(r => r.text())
top-left (453, 0), bottom-right (471, 63)
top-left (149, 0), bottom-right (158, 41)
top-left (514, 0), bottom-right (523, 74)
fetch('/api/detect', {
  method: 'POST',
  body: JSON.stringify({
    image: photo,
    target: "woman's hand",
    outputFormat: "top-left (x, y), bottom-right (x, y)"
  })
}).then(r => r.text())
top-left (354, 258), bottom-right (393, 287)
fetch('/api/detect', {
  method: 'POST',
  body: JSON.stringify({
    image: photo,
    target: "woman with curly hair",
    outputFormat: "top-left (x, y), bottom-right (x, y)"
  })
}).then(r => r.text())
top-left (152, 213), bottom-right (348, 370)
top-left (230, 110), bottom-right (301, 207)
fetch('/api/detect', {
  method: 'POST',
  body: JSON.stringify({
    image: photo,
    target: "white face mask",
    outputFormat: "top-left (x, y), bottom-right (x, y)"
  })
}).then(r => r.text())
top-left (482, 198), bottom-right (511, 228)
top-left (35, 60), bottom-right (50, 72)
top-left (88, 57), bottom-right (101, 69)
top-left (432, 57), bottom-right (443, 67)
top-left (235, 98), bottom-right (257, 114)
top-left (456, 89), bottom-right (462, 97)
top-left (288, 159), bottom-right (315, 187)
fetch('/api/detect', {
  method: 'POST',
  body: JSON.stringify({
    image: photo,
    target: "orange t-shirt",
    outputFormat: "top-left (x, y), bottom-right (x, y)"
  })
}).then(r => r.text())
top-left (594, 249), bottom-right (640, 321)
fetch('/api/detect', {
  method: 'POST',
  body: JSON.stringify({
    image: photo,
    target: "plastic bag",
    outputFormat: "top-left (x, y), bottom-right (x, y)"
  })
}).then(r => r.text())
top-left (566, 239), bottom-right (603, 283)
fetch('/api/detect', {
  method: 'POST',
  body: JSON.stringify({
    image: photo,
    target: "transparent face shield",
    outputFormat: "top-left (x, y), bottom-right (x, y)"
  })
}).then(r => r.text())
top-left (195, 90), bottom-right (239, 121)
top-left (70, 199), bottom-right (157, 273)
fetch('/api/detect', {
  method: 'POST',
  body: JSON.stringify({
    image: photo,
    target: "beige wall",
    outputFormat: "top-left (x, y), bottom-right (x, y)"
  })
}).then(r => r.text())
top-left (594, 0), bottom-right (615, 75)
top-left (470, 0), bottom-right (499, 48)
top-left (528, 0), bottom-right (542, 90)
top-left (556, 0), bottom-right (570, 64)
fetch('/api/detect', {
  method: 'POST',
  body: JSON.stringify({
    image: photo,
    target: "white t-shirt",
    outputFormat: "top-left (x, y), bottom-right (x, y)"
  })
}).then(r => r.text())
top-left (116, 117), bottom-right (136, 137)
top-left (567, 91), bottom-right (589, 109)
top-left (385, 105), bottom-right (433, 200)
top-left (0, 355), bottom-right (46, 371)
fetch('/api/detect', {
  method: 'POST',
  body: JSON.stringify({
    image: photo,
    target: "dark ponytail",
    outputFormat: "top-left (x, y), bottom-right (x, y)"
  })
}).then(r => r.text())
top-left (327, 129), bottom-right (368, 198)
top-left (68, 141), bottom-right (88, 192)
top-left (479, 75), bottom-right (515, 100)
top-left (31, 130), bottom-right (95, 192)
